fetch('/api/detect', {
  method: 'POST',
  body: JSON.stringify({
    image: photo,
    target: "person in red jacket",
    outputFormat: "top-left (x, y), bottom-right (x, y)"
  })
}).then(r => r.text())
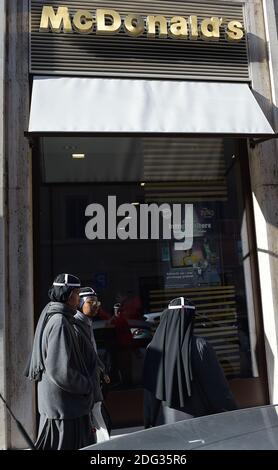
top-left (115, 291), bottom-right (144, 321)
top-left (110, 303), bottom-right (133, 347)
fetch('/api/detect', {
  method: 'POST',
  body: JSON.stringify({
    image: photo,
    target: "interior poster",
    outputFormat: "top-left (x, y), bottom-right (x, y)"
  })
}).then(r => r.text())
top-left (164, 202), bottom-right (222, 289)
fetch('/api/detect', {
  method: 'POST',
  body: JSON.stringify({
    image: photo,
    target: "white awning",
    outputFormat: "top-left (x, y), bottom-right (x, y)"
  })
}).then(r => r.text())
top-left (28, 76), bottom-right (274, 135)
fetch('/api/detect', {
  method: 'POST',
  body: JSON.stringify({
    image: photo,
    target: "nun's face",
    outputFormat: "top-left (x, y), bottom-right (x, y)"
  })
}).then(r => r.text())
top-left (82, 296), bottom-right (100, 318)
top-left (67, 288), bottom-right (81, 309)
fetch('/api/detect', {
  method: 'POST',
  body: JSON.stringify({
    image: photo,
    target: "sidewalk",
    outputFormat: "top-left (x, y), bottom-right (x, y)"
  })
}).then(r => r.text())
top-left (111, 426), bottom-right (144, 439)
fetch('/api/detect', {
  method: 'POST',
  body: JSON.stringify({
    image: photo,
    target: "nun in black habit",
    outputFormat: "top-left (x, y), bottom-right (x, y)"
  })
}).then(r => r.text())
top-left (143, 297), bottom-right (238, 428)
top-left (25, 274), bottom-right (97, 450)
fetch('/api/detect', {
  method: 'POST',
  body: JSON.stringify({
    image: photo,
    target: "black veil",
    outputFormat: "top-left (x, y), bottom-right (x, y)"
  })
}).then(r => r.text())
top-left (143, 297), bottom-right (195, 409)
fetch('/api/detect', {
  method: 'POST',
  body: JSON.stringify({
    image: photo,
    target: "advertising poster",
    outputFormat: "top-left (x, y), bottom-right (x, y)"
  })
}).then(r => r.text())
top-left (165, 203), bottom-right (222, 289)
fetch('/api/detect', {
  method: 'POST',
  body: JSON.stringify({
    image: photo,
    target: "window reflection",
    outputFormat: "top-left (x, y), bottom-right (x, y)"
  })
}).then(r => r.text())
top-left (38, 137), bottom-right (253, 401)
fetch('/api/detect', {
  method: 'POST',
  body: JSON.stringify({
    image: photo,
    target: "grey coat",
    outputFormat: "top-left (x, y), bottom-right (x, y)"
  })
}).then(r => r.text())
top-left (74, 311), bottom-right (104, 403)
top-left (26, 302), bottom-right (96, 419)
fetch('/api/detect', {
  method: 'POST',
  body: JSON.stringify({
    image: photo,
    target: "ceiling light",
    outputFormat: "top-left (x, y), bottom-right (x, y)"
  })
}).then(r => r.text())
top-left (140, 182), bottom-right (146, 186)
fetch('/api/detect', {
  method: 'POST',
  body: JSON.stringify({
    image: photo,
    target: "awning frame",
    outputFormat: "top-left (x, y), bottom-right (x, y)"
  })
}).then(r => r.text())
top-left (24, 131), bottom-right (278, 147)
top-left (249, 134), bottom-right (278, 147)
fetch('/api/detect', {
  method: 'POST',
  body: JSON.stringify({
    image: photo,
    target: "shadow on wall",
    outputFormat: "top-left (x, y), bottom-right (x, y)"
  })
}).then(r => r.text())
top-left (262, 335), bottom-right (275, 402)
top-left (252, 89), bottom-right (277, 131)
top-left (247, 88), bottom-right (278, 401)
top-left (248, 87), bottom-right (278, 237)
top-left (247, 32), bottom-right (269, 64)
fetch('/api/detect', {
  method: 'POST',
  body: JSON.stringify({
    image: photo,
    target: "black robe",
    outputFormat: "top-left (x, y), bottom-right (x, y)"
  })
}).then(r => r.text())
top-left (143, 304), bottom-right (237, 428)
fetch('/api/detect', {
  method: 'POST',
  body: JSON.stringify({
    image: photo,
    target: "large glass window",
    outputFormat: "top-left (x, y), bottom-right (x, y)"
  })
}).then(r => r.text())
top-left (36, 137), bottom-right (264, 427)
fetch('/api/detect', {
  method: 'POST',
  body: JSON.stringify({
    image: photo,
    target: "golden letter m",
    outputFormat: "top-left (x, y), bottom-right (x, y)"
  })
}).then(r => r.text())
top-left (40, 6), bottom-right (72, 33)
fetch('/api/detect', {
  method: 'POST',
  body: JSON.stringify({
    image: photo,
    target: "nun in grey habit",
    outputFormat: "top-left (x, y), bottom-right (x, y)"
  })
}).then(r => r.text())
top-left (25, 274), bottom-right (97, 450)
top-left (143, 297), bottom-right (238, 428)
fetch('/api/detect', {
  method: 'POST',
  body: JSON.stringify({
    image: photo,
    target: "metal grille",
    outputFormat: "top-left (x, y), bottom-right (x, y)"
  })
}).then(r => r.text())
top-left (142, 137), bottom-right (228, 202)
top-left (30, 0), bottom-right (249, 81)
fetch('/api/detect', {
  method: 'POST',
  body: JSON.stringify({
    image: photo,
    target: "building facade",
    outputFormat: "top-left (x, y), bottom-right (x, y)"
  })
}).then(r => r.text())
top-left (0, 0), bottom-right (278, 449)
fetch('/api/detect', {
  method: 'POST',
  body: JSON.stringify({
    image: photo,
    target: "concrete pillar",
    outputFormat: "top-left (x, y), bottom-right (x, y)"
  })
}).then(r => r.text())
top-left (0, 0), bottom-right (6, 450)
top-left (4, 0), bottom-right (35, 448)
top-left (246, 0), bottom-right (278, 403)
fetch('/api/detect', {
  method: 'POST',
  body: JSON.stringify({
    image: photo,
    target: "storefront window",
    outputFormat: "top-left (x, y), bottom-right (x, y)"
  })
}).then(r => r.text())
top-left (37, 136), bottom-right (257, 423)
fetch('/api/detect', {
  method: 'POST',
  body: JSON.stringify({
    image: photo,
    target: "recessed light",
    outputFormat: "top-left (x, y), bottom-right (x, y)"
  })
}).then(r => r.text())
top-left (72, 153), bottom-right (85, 159)
top-left (140, 182), bottom-right (146, 186)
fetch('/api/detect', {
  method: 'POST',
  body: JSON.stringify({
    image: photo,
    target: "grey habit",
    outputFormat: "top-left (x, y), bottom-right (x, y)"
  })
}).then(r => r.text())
top-left (74, 310), bottom-right (112, 442)
top-left (25, 301), bottom-right (97, 449)
top-left (74, 310), bottom-right (104, 403)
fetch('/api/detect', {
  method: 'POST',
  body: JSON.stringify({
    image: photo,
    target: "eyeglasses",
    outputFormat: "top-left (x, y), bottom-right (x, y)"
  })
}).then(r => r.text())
top-left (85, 299), bottom-right (101, 307)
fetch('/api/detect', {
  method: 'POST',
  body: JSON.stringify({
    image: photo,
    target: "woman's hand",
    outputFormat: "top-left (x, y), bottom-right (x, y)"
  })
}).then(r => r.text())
top-left (103, 374), bottom-right (110, 384)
